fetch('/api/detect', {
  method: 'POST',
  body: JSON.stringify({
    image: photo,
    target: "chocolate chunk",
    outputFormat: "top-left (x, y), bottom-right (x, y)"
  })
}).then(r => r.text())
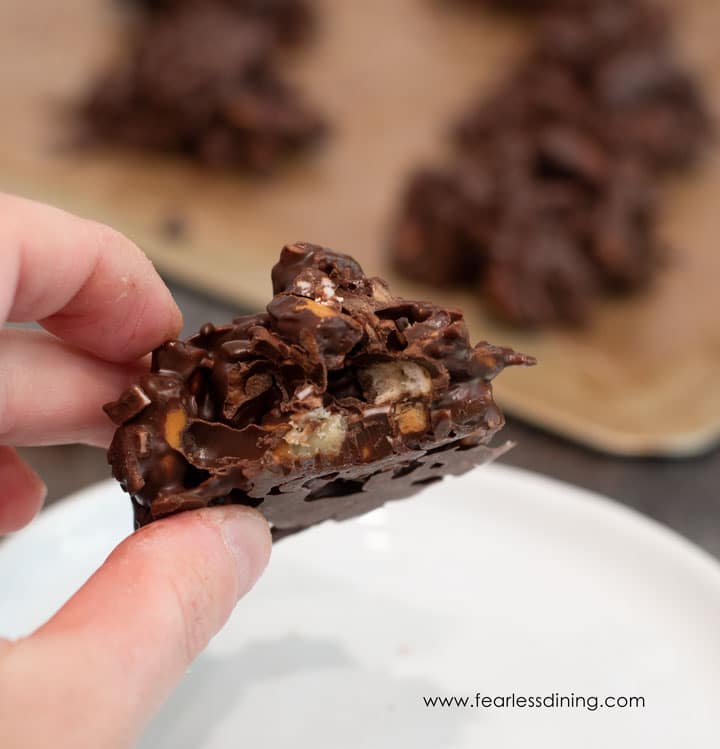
top-left (84, 4), bottom-right (325, 172)
top-left (160, 214), bottom-right (188, 242)
top-left (105, 243), bottom-right (535, 539)
top-left (104, 384), bottom-right (152, 426)
top-left (392, 0), bottom-right (710, 325)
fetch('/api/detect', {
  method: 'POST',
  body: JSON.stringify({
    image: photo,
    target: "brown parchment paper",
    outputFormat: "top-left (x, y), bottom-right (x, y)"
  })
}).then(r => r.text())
top-left (1, 0), bottom-right (719, 456)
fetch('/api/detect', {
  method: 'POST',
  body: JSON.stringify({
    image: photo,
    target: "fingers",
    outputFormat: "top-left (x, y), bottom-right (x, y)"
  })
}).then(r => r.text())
top-left (0, 193), bottom-right (182, 363)
top-left (0, 328), bottom-right (150, 447)
top-left (0, 447), bottom-right (46, 533)
top-left (0, 507), bottom-right (272, 749)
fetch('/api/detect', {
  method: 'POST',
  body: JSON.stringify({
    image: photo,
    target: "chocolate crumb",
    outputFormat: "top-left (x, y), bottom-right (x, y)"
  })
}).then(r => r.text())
top-left (160, 214), bottom-right (188, 242)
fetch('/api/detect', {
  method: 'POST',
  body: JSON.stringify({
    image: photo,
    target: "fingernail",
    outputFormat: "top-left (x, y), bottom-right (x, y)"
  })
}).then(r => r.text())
top-left (212, 507), bottom-right (272, 598)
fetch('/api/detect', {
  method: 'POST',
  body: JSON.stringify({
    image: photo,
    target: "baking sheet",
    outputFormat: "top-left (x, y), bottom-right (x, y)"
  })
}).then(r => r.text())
top-left (1, 0), bottom-right (719, 456)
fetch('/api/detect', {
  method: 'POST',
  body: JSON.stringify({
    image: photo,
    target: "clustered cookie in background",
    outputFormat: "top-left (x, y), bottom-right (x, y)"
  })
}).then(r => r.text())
top-left (81, 0), bottom-right (711, 325)
top-left (83, 0), bottom-right (324, 172)
top-left (390, 0), bottom-right (710, 326)
top-left (127, 0), bottom-right (315, 44)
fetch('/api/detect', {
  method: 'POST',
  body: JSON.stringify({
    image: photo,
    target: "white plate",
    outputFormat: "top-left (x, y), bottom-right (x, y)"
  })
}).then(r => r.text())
top-left (2, 465), bottom-right (720, 748)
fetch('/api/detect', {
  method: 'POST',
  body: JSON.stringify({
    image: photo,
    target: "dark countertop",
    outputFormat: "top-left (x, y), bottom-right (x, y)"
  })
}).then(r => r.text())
top-left (15, 280), bottom-right (720, 557)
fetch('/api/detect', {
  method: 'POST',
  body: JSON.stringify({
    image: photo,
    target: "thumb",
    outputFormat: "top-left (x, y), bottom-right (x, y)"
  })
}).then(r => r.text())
top-left (0, 506), bottom-right (271, 749)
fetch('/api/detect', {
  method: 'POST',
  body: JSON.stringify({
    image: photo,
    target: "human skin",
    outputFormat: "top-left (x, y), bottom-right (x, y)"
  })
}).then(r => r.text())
top-left (0, 193), bottom-right (272, 748)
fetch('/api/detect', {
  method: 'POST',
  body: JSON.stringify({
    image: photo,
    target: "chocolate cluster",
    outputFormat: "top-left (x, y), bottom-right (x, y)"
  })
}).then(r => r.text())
top-left (105, 244), bottom-right (534, 539)
top-left (125, 0), bottom-right (314, 46)
top-left (84, 3), bottom-right (324, 171)
top-left (392, 0), bottom-right (710, 325)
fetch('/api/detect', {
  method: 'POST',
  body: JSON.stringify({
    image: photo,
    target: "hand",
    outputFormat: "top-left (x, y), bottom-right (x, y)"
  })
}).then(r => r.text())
top-left (0, 194), bottom-right (272, 748)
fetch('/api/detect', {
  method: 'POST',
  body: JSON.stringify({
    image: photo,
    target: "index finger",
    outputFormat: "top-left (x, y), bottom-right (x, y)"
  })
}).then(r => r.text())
top-left (0, 193), bottom-right (182, 362)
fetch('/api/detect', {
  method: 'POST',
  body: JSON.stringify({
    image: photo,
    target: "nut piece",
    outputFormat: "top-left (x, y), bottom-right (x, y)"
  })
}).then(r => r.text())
top-left (165, 408), bottom-right (188, 450)
top-left (282, 407), bottom-right (347, 458)
top-left (296, 298), bottom-right (337, 318)
top-left (394, 402), bottom-right (428, 435)
top-left (135, 426), bottom-right (151, 458)
top-left (359, 361), bottom-right (432, 405)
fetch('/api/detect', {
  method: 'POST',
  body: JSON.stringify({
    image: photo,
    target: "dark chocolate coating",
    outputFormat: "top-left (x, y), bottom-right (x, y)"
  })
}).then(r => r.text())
top-left (105, 243), bottom-right (535, 539)
top-left (392, 0), bottom-right (710, 326)
top-left (84, 5), bottom-right (325, 172)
